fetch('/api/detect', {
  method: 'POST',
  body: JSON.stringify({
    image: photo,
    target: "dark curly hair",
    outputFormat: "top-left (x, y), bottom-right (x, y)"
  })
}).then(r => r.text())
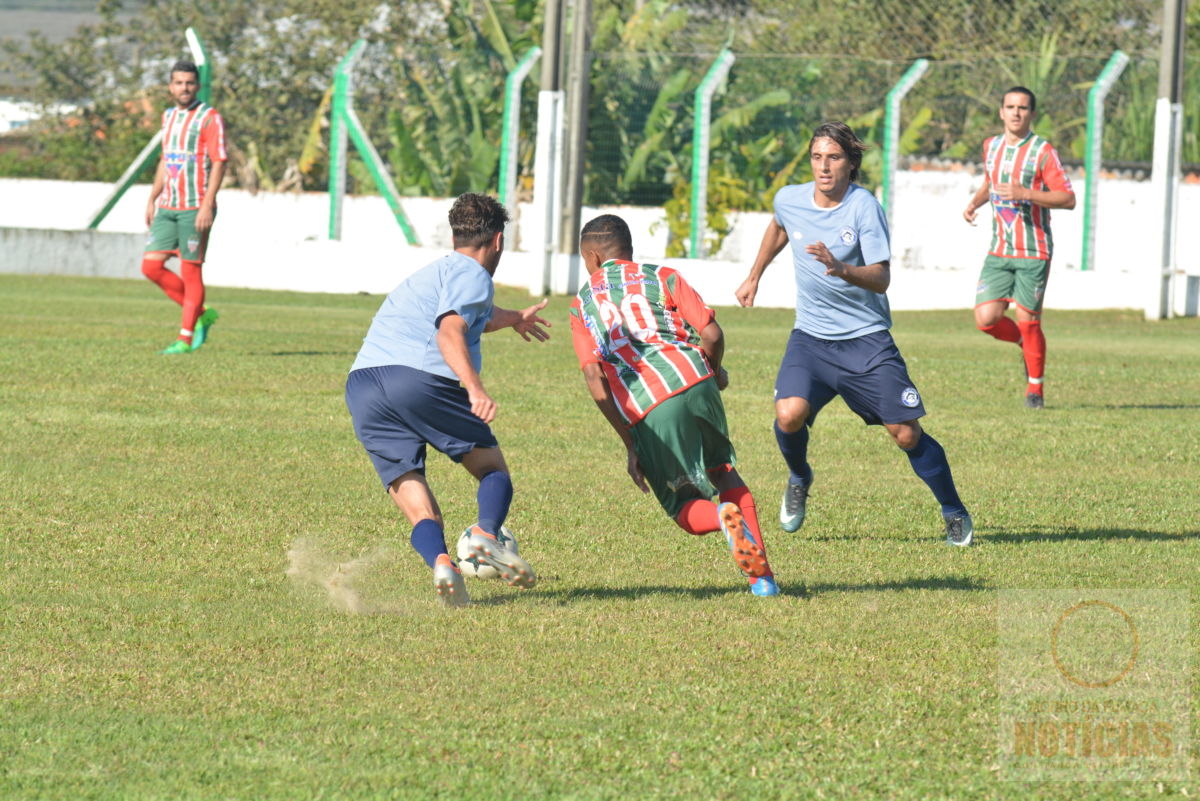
top-left (449, 193), bottom-right (509, 248)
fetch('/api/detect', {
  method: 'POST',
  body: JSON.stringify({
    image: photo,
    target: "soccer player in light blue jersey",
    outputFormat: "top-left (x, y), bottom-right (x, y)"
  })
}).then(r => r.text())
top-left (345, 193), bottom-right (552, 606)
top-left (736, 121), bottom-right (974, 546)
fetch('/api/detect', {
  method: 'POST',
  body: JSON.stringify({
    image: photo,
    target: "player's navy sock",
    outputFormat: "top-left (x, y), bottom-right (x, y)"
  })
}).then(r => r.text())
top-left (904, 432), bottom-right (966, 518)
top-left (410, 518), bottom-right (447, 569)
top-left (774, 421), bottom-right (814, 486)
top-left (476, 470), bottom-right (513, 535)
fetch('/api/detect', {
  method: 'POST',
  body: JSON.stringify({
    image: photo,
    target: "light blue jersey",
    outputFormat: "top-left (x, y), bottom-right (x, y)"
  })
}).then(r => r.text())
top-left (773, 182), bottom-right (892, 340)
top-left (350, 252), bottom-right (494, 379)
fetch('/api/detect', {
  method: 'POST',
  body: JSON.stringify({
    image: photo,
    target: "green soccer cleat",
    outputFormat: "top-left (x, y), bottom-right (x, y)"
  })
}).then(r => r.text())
top-left (159, 340), bottom-right (192, 355)
top-left (192, 308), bottom-right (219, 350)
top-left (432, 554), bottom-right (470, 607)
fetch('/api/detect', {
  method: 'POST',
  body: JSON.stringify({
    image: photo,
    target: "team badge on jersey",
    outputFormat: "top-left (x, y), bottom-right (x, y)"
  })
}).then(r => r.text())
top-left (900, 387), bottom-right (921, 408)
top-left (839, 227), bottom-right (857, 246)
top-left (792, 230), bottom-right (804, 241)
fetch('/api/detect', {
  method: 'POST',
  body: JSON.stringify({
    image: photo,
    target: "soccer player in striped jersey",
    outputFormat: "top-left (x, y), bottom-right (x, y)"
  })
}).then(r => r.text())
top-left (963, 87), bottom-right (1076, 409)
top-left (737, 121), bottom-right (974, 546)
top-left (141, 60), bottom-right (227, 355)
top-left (570, 214), bottom-right (780, 596)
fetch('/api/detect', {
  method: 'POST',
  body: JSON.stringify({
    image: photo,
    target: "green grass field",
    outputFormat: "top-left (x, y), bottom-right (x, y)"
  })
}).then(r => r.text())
top-left (1, 274), bottom-right (1197, 800)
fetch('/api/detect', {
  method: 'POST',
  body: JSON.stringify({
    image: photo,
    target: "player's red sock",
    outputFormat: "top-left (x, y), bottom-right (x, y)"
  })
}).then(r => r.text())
top-left (1017, 319), bottom-right (1046, 394)
top-left (142, 257), bottom-right (185, 305)
top-left (978, 316), bottom-right (1022, 344)
top-left (719, 485), bottom-right (772, 576)
top-left (675, 499), bottom-right (719, 535)
top-left (179, 260), bottom-right (206, 344)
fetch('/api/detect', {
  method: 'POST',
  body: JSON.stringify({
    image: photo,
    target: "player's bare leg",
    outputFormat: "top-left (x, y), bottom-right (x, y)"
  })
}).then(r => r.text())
top-left (389, 472), bottom-right (468, 606)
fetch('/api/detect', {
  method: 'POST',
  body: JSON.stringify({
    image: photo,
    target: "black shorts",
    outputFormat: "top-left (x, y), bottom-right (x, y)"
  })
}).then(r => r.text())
top-left (774, 328), bottom-right (926, 426)
top-left (345, 365), bottom-right (498, 489)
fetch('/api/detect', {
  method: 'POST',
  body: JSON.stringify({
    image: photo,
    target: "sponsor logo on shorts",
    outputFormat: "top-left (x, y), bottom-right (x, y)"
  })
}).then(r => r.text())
top-left (977, 280), bottom-right (988, 294)
top-left (901, 387), bottom-right (921, 408)
top-left (839, 227), bottom-right (857, 246)
top-left (187, 236), bottom-right (200, 252)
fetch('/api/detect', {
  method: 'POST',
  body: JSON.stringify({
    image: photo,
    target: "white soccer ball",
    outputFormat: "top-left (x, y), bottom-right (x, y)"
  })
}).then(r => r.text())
top-left (455, 525), bottom-right (518, 580)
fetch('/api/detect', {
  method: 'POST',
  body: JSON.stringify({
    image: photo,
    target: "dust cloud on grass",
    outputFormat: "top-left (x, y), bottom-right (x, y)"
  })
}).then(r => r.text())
top-left (285, 538), bottom-right (409, 614)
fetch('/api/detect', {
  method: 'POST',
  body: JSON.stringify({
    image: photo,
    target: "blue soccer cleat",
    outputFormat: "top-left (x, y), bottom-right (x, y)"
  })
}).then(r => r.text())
top-left (749, 575), bottom-right (781, 597)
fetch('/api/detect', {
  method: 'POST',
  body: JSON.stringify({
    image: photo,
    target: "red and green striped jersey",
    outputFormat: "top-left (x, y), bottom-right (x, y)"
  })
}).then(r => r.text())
top-left (570, 259), bottom-right (716, 425)
top-left (984, 132), bottom-right (1073, 260)
top-left (158, 101), bottom-right (227, 210)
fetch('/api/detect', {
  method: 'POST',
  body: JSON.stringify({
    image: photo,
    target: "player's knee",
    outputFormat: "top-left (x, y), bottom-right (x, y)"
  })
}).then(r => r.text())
top-left (891, 423), bottom-right (922, 450)
top-left (775, 402), bottom-right (809, 433)
top-left (141, 258), bottom-right (165, 278)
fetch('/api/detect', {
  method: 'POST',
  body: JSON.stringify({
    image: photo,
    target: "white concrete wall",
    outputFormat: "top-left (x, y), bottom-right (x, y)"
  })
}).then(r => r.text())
top-left (0, 174), bottom-right (1195, 312)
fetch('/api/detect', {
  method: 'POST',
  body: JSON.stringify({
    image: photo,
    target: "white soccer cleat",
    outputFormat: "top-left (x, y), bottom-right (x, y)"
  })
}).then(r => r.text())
top-left (433, 554), bottom-right (470, 607)
top-left (466, 525), bottom-right (536, 589)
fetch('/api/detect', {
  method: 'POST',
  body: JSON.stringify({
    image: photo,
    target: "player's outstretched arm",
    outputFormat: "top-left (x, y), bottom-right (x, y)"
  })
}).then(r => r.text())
top-left (736, 218), bottom-right (789, 307)
top-left (486, 298), bottom-right (551, 341)
top-left (581, 363), bottom-right (649, 494)
top-left (437, 313), bottom-right (496, 423)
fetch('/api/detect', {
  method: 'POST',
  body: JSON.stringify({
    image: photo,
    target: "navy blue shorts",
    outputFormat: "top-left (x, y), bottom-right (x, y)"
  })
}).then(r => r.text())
top-left (345, 365), bottom-right (498, 489)
top-left (774, 328), bottom-right (926, 426)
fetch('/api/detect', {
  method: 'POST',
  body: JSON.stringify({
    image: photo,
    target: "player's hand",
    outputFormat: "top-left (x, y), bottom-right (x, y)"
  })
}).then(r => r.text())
top-left (513, 299), bottom-right (551, 342)
top-left (626, 448), bottom-right (649, 494)
top-left (467, 387), bottom-right (497, 424)
top-left (735, 277), bottom-right (758, 308)
top-left (994, 182), bottom-right (1027, 203)
top-left (715, 366), bottom-right (729, 391)
top-left (195, 206), bottom-right (215, 233)
top-left (145, 201), bottom-right (156, 229)
top-left (807, 241), bottom-right (845, 277)
top-left (963, 205), bottom-right (978, 225)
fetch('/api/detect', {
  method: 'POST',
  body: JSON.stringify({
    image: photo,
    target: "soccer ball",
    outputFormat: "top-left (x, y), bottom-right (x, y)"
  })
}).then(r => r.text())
top-left (455, 525), bottom-right (518, 580)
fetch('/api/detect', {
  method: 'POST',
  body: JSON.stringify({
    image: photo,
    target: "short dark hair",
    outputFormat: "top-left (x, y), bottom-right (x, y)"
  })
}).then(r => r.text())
top-left (808, 121), bottom-right (868, 182)
top-left (579, 214), bottom-right (633, 259)
top-left (449, 193), bottom-right (509, 248)
top-left (170, 60), bottom-right (199, 80)
top-left (1003, 86), bottom-right (1037, 112)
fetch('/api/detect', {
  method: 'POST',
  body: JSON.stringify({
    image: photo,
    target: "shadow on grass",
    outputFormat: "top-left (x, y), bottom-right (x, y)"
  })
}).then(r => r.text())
top-left (1094, 404), bottom-right (1200, 410)
top-left (519, 574), bottom-right (987, 603)
top-left (985, 527), bottom-right (1200, 544)
top-left (265, 350), bottom-right (357, 357)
